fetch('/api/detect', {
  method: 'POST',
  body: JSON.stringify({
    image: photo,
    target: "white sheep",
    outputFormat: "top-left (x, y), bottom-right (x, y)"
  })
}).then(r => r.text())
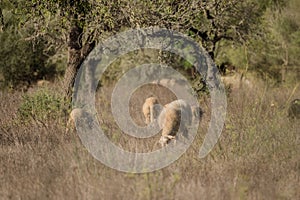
top-left (65, 108), bottom-right (94, 133)
top-left (66, 108), bottom-right (83, 133)
top-left (157, 99), bottom-right (193, 147)
top-left (152, 78), bottom-right (188, 90)
top-left (142, 96), bottom-right (159, 125)
top-left (221, 72), bottom-right (254, 91)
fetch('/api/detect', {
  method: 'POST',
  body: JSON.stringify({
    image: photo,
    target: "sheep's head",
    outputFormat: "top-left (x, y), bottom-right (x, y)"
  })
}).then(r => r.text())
top-left (159, 135), bottom-right (176, 147)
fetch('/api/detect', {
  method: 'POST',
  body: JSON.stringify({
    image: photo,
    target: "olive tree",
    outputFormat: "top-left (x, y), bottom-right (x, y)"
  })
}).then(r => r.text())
top-left (18, 0), bottom-right (268, 99)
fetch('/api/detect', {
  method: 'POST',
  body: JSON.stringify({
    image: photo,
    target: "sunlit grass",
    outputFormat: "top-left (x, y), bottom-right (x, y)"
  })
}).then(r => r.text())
top-left (0, 77), bottom-right (299, 199)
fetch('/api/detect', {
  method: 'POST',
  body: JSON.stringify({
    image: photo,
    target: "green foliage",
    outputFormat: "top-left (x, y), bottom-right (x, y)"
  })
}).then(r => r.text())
top-left (0, 2), bottom-right (61, 89)
top-left (214, 0), bottom-right (300, 83)
top-left (18, 89), bottom-right (65, 122)
top-left (0, 29), bottom-right (56, 88)
top-left (216, 42), bottom-right (246, 68)
top-left (19, 0), bottom-right (268, 58)
top-left (250, 0), bottom-right (300, 67)
top-left (1, 0), bottom-right (299, 89)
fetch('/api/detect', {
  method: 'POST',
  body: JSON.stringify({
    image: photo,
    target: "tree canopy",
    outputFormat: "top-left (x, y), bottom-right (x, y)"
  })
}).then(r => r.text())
top-left (0, 0), bottom-right (298, 91)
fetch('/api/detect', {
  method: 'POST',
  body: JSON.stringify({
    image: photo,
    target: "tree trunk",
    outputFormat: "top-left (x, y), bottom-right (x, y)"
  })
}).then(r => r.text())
top-left (63, 50), bottom-right (83, 99)
top-left (62, 25), bottom-right (97, 112)
top-left (281, 65), bottom-right (287, 83)
top-left (208, 50), bottom-right (215, 60)
top-left (0, 7), bottom-right (4, 32)
top-left (63, 24), bottom-right (84, 101)
top-left (63, 24), bottom-right (95, 102)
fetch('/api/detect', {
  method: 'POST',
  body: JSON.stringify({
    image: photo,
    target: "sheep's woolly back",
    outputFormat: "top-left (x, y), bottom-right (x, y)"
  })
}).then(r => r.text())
top-left (221, 72), bottom-right (254, 91)
top-left (142, 97), bottom-right (159, 124)
top-left (159, 106), bottom-right (181, 137)
top-left (164, 99), bottom-right (193, 126)
top-left (152, 78), bottom-right (187, 89)
top-left (158, 99), bottom-right (193, 146)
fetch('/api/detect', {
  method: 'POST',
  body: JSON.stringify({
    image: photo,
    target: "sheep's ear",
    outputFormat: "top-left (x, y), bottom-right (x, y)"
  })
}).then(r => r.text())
top-left (158, 139), bottom-right (165, 147)
top-left (166, 135), bottom-right (175, 139)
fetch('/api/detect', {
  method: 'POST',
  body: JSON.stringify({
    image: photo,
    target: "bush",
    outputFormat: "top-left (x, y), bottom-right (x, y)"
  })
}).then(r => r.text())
top-left (18, 89), bottom-right (66, 122)
top-left (0, 27), bottom-right (59, 89)
top-left (0, 3), bottom-right (64, 89)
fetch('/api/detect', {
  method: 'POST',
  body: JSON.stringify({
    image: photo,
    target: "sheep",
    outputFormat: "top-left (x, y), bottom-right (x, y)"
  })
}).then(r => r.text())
top-left (158, 103), bottom-right (181, 147)
top-left (190, 105), bottom-right (203, 123)
top-left (157, 99), bottom-right (193, 147)
top-left (142, 96), bottom-right (159, 125)
top-left (151, 78), bottom-right (188, 90)
top-left (142, 98), bottom-right (198, 147)
top-left (65, 108), bottom-right (94, 133)
top-left (152, 78), bottom-right (176, 87)
top-left (66, 108), bottom-right (83, 133)
top-left (37, 80), bottom-right (50, 87)
top-left (288, 99), bottom-right (300, 119)
top-left (221, 72), bottom-right (253, 92)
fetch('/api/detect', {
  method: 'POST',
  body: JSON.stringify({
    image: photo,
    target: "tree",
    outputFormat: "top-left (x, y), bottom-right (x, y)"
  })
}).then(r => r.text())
top-left (18, 0), bottom-right (129, 98)
top-left (0, 0), bottom-right (57, 88)
top-left (17, 0), bottom-right (269, 99)
top-left (230, 0), bottom-right (300, 82)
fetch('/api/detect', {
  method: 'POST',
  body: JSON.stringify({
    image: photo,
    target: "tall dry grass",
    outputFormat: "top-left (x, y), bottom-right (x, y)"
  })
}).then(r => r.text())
top-left (0, 76), bottom-right (299, 200)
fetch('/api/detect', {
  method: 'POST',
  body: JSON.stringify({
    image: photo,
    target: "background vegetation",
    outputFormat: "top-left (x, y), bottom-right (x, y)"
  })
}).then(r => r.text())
top-left (1, 0), bottom-right (299, 90)
top-left (0, 0), bottom-right (299, 199)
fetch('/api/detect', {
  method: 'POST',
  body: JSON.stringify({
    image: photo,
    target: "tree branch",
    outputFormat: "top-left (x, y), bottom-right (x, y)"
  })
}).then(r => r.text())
top-left (189, 27), bottom-right (209, 41)
top-left (0, 7), bottom-right (4, 31)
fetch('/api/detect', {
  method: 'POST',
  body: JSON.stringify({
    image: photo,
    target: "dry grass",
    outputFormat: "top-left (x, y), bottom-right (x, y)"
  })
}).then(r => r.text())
top-left (0, 76), bottom-right (299, 200)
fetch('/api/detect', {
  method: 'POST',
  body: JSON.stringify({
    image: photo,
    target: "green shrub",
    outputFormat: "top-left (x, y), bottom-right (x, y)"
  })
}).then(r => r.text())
top-left (0, 27), bottom-right (59, 89)
top-left (18, 89), bottom-right (65, 122)
top-left (0, 4), bottom-right (63, 89)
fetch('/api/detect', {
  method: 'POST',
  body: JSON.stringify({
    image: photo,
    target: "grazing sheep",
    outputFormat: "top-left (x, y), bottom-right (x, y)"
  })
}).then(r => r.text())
top-left (288, 99), bottom-right (300, 119)
top-left (152, 78), bottom-right (175, 86)
top-left (221, 72), bottom-right (253, 92)
top-left (158, 99), bottom-right (193, 147)
top-left (152, 78), bottom-right (187, 88)
top-left (142, 96), bottom-right (159, 125)
top-left (37, 80), bottom-right (50, 87)
top-left (158, 104), bottom-right (181, 147)
top-left (190, 105), bottom-right (203, 122)
top-left (66, 108), bottom-right (83, 133)
top-left (65, 108), bottom-right (94, 133)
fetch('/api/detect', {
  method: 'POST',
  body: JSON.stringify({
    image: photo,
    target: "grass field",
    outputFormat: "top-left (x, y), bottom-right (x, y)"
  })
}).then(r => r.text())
top-left (0, 75), bottom-right (299, 199)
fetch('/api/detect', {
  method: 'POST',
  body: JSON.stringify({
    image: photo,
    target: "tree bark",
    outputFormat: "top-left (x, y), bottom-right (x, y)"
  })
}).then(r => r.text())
top-left (63, 24), bottom-right (95, 101)
top-left (63, 24), bottom-right (83, 99)
top-left (0, 7), bottom-right (4, 31)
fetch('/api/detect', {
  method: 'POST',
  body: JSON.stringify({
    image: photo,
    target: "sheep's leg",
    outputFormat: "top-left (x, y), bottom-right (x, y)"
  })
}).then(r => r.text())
top-left (65, 118), bottom-right (73, 133)
top-left (166, 135), bottom-right (176, 146)
top-left (182, 126), bottom-right (188, 139)
top-left (150, 105), bottom-right (154, 123)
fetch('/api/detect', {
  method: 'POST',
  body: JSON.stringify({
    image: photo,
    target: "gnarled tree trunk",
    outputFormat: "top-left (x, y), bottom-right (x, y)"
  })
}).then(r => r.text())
top-left (63, 24), bottom-right (95, 101)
